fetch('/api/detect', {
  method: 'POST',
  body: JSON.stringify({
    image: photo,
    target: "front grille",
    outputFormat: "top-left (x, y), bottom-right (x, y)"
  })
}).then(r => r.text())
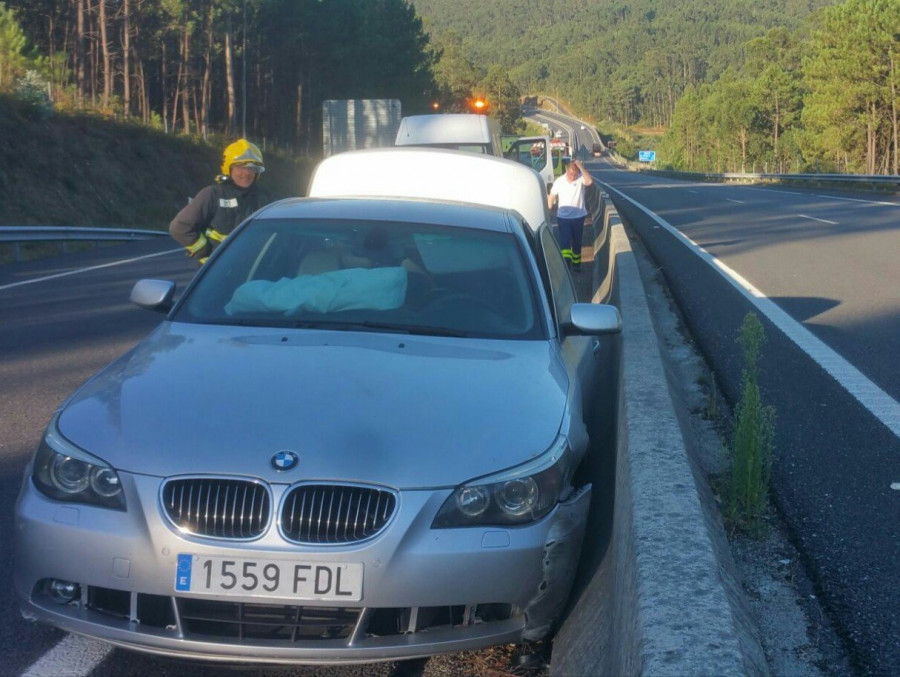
top-left (179, 598), bottom-right (359, 641)
top-left (281, 484), bottom-right (396, 544)
top-left (162, 478), bottom-right (271, 539)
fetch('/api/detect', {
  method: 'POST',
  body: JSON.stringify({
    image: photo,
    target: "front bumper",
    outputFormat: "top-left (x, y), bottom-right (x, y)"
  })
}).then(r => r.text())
top-left (15, 472), bottom-right (590, 664)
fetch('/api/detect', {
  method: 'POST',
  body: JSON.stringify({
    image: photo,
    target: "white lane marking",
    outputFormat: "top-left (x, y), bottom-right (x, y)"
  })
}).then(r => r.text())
top-left (754, 188), bottom-right (898, 206)
top-left (816, 194), bottom-right (900, 207)
top-left (0, 249), bottom-right (181, 292)
top-left (797, 214), bottom-right (838, 225)
top-left (891, 482), bottom-right (900, 491)
top-left (603, 183), bottom-right (900, 440)
top-left (687, 190), bottom-right (699, 194)
top-left (725, 199), bottom-right (745, 204)
top-left (21, 634), bottom-right (112, 677)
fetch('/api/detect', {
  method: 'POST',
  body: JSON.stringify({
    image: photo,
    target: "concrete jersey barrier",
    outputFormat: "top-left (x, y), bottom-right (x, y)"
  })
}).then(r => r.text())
top-left (551, 193), bottom-right (768, 676)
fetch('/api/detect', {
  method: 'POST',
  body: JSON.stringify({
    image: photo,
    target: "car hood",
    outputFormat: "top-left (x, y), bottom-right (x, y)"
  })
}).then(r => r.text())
top-left (57, 322), bottom-right (570, 488)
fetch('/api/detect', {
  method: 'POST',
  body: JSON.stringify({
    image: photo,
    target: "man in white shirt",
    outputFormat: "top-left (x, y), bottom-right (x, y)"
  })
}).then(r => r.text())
top-left (548, 159), bottom-right (593, 271)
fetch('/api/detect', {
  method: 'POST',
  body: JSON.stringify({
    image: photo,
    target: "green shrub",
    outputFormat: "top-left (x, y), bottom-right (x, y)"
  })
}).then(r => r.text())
top-left (727, 312), bottom-right (775, 533)
top-left (14, 70), bottom-right (52, 119)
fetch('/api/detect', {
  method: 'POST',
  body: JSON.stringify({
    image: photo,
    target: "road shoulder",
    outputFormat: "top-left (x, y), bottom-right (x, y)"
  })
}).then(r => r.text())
top-left (627, 220), bottom-right (852, 676)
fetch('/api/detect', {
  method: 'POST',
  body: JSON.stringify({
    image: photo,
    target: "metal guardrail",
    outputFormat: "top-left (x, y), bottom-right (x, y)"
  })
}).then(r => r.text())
top-left (618, 162), bottom-right (900, 189)
top-left (0, 226), bottom-right (168, 243)
top-left (720, 172), bottom-right (900, 184)
top-left (0, 226), bottom-right (169, 263)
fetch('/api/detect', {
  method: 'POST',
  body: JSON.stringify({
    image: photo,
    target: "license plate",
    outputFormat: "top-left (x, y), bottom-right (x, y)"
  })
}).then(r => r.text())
top-left (175, 554), bottom-right (363, 601)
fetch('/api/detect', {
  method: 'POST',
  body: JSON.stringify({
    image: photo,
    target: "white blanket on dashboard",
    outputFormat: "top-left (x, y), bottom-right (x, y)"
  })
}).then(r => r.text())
top-left (225, 267), bottom-right (408, 315)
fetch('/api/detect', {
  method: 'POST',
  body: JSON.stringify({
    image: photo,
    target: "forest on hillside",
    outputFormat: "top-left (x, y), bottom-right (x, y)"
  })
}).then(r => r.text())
top-left (0, 0), bottom-right (437, 153)
top-left (2, 0), bottom-right (899, 175)
top-left (659, 0), bottom-right (900, 175)
top-left (414, 0), bottom-right (900, 175)
top-left (412, 0), bottom-right (836, 127)
top-left (0, 0), bottom-right (540, 149)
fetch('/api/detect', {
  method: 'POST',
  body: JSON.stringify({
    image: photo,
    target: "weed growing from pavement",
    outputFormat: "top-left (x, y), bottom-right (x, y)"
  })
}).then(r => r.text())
top-left (727, 312), bottom-right (775, 534)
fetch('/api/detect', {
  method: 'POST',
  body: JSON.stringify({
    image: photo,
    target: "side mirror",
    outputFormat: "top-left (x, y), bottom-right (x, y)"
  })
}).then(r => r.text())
top-left (131, 279), bottom-right (176, 313)
top-left (563, 303), bottom-right (622, 336)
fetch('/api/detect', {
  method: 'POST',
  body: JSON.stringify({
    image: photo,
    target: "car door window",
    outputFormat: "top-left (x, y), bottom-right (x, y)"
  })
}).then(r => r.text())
top-left (539, 227), bottom-right (576, 325)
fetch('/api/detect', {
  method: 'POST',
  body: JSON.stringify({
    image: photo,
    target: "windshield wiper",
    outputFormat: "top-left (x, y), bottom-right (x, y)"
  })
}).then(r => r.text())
top-left (206, 317), bottom-right (468, 337)
top-left (402, 324), bottom-right (469, 338)
top-left (290, 320), bottom-right (408, 334)
top-left (291, 320), bottom-right (468, 338)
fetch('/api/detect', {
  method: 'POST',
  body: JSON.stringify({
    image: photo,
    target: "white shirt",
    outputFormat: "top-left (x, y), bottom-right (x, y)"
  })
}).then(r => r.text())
top-left (550, 175), bottom-right (588, 219)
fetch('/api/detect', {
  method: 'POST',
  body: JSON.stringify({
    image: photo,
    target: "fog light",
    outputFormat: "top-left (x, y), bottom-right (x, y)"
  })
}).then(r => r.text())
top-left (49, 579), bottom-right (80, 604)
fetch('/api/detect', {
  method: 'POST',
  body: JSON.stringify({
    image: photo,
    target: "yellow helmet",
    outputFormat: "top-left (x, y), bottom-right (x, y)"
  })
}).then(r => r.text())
top-left (221, 138), bottom-right (265, 176)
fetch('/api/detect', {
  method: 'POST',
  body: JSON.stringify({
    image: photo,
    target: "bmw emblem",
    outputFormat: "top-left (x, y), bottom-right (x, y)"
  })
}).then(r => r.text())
top-left (271, 451), bottom-right (299, 471)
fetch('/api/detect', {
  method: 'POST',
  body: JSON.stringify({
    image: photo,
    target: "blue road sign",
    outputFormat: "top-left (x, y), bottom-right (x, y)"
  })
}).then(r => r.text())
top-left (638, 150), bottom-right (656, 162)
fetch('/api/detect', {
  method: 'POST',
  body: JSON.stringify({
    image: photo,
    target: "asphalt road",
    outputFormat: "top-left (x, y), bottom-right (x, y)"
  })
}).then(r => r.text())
top-left (591, 159), bottom-right (900, 676)
top-left (527, 109), bottom-right (599, 161)
top-left (0, 241), bottom-right (193, 676)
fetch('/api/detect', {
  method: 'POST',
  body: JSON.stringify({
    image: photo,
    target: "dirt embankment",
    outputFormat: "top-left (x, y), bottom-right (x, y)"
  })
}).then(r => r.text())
top-left (0, 95), bottom-right (313, 231)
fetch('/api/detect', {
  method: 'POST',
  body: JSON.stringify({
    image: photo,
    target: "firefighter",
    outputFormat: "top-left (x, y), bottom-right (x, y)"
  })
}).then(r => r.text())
top-left (169, 139), bottom-right (265, 265)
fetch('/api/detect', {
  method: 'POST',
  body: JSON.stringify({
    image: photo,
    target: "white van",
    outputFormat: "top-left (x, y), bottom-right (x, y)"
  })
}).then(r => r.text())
top-left (394, 113), bottom-right (555, 191)
top-left (395, 113), bottom-right (504, 156)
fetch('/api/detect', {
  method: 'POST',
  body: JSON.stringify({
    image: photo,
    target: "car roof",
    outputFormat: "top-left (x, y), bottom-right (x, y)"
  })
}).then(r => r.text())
top-left (256, 196), bottom-right (518, 234)
top-left (306, 147), bottom-right (550, 232)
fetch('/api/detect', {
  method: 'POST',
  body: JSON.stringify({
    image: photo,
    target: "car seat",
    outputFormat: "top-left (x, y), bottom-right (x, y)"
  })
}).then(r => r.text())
top-left (297, 249), bottom-right (342, 276)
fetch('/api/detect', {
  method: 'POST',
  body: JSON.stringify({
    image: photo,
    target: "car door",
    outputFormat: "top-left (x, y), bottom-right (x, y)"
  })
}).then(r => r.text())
top-left (537, 226), bottom-right (599, 419)
top-left (506, 136), bottom-right (554, 192)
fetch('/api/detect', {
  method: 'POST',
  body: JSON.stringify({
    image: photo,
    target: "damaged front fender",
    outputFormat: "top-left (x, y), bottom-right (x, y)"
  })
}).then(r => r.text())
top-left (523, 484), bottom-right (592, 640)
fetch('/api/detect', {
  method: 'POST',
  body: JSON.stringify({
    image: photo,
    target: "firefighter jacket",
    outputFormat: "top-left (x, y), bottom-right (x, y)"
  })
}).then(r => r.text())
top-left (168, 176), bottom-right (261, 263)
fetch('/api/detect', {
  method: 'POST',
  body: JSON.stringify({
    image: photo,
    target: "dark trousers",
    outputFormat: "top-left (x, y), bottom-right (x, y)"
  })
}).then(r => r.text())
top-left (557, 216), bottom-right (584, 265)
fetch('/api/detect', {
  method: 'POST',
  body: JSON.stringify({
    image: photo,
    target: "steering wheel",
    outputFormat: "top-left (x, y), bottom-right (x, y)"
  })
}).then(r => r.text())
top-left (420, 291), bottom-right (524, 335)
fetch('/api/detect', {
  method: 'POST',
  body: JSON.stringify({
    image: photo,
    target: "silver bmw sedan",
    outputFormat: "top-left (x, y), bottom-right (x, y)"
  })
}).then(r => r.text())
top-left (15, 160), bottom-right (620, 665)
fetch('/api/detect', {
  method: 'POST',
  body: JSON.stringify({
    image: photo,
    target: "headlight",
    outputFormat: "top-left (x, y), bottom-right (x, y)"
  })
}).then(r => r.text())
top-left (432, 436), bottom-right (576, 528)
top-left (32, 415), bottom-right (126, 511)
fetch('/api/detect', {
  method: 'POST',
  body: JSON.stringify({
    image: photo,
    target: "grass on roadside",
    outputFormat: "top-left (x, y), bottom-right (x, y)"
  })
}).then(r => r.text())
top-left (726, 312), bottom-right (776, 535)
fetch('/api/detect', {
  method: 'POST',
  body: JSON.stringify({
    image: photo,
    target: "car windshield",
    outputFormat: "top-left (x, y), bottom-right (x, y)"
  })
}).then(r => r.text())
top-left (174, 217), bottom-right (545, 339)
